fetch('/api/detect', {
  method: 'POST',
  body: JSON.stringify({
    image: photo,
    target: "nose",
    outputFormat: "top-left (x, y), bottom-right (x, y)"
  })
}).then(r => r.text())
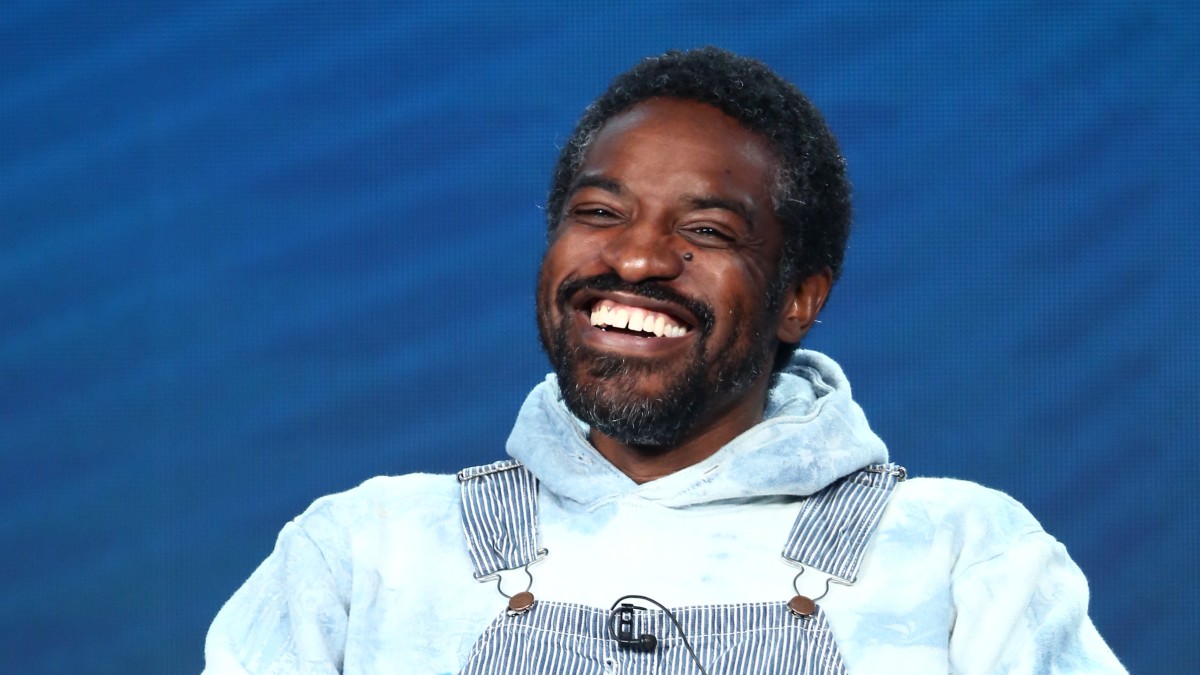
top-left (598, 219), bottom-right (685, 283)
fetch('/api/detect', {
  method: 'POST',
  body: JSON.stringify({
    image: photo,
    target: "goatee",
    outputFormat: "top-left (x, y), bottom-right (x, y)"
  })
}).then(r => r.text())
top-left (538, 273), bottom-right (772, 448)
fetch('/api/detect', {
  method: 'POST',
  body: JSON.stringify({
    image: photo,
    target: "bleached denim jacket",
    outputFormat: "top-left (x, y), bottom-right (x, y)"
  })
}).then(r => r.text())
top-left (204, 350), bottom-right (1125, 674)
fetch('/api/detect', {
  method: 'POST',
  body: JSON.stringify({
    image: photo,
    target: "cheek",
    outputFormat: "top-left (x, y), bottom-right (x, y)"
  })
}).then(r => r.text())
top-left (704, 260), bottom-right (774, 311)
top-left (536, 237), bottom-right (583, 314)
top-left (542, 228), bottom-right (608, 283)
top-left (534, 263), bottom-right (558, 319)
top-left (536, 247), bottom-right (565, 303)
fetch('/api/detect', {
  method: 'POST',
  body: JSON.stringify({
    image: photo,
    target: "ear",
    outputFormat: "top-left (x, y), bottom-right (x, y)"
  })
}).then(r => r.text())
top-left (775, 267), bottom-right (832, 344)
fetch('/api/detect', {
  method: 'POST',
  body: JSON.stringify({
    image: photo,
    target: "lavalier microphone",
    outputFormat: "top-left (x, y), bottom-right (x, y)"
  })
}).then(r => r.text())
top-left (607, 594), bottom-right (710, 674)
top-left (611, 603), bottom-right (658, 652)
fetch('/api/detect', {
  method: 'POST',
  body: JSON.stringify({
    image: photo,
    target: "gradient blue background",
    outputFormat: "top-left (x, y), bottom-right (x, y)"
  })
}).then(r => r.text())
top-left (2, 2), bottom-right (1197, 672)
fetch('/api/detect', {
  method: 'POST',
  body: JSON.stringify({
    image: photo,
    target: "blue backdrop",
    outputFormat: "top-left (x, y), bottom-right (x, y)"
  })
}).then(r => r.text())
top-left (2, 2), bottom-right (1197, 672)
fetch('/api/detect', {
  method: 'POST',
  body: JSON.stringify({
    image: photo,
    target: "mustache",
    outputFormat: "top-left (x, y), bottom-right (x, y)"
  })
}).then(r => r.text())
top-left (555, 273), bottom-right (715, 332)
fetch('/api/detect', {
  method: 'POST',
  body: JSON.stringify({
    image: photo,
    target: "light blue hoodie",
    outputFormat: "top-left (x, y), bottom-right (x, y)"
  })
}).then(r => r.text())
top-left (205, 350), bottom-right (1124, 673)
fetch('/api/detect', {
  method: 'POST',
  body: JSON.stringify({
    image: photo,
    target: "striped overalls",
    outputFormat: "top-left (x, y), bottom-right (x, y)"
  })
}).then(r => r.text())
top-left (456, 460), bottom-right (904, 674)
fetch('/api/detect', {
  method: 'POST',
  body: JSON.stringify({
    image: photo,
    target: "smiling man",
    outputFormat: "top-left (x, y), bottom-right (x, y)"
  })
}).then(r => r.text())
top-left (205, 48), bottom-right (1124, 674)
top-left (538, 95), bottom-right (821, 482)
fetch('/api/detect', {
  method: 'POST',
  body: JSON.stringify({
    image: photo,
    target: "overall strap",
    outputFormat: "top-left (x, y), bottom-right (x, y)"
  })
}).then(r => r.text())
top-left (457, 460), bottom-right (542, 579)
top-left (781, 463), bottom-right (907, 583)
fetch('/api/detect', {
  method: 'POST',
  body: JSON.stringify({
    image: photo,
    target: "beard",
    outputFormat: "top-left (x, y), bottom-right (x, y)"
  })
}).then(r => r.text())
top-left (537, 272), bottom-right (775, 449)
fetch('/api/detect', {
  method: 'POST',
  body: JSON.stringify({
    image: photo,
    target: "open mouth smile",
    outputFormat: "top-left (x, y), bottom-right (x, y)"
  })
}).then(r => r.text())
top-left (589, 299), bottom-right (692, 338)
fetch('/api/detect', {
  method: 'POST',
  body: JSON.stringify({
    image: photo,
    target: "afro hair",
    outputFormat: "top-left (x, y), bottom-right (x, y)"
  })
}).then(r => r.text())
top-left (546, 46), bottom-right (852, 296)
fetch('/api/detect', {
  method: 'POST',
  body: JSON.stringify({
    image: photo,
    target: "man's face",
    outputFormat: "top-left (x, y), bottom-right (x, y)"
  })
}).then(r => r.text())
top-left (536, 98), bottom-right (791, 448)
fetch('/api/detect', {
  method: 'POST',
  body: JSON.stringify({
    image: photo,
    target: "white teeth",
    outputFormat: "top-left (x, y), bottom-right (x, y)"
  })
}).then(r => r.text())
top-left (627, 308), bottom-right (645, 332)
top-left (589, 300), bottom-right (689, 337)
top-left (600, 305), bottom-right (612, 326)
top-left (612, 308), bottom-right (629, 330)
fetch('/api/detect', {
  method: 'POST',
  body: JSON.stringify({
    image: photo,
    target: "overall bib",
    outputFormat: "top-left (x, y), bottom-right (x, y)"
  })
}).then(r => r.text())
top-left (455, 460), bottom-right (905, 674)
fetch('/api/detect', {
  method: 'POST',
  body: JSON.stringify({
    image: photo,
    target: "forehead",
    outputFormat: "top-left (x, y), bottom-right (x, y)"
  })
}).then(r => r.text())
top-left (577, 98), bottom-right (780, 195)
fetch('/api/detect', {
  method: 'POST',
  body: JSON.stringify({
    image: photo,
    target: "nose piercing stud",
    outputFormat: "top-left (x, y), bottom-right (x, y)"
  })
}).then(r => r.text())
top-left (682, 252), bottom-right (693, 262)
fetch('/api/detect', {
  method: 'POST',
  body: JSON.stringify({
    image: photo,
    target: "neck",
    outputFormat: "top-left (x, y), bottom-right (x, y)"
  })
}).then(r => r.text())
top-left (590, 378), bottom-right (773, 484)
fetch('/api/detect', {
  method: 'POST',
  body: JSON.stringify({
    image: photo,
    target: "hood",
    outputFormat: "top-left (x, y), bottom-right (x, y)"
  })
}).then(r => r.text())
top-left (506, 349), bottom-right (889, 508)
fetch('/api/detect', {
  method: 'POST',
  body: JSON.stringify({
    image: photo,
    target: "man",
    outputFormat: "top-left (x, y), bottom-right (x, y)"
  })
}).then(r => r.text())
top-left (205, 47), bottom-right (1124, 673)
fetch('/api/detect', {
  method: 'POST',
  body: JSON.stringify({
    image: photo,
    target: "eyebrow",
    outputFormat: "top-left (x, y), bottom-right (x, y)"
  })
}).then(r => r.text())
top-left (566, 174), bottom-right (623, 197)
top-left (685, 194), bottom-right (757, 232)
top-left (566, 177), bottom-right (758, 232)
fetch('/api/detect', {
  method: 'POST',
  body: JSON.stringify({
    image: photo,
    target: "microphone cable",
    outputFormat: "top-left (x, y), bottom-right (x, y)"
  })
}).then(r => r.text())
top-left (607, 594), bottom-right (710, 675)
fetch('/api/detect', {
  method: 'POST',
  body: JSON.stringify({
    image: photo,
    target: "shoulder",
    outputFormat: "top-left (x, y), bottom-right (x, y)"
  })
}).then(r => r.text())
top-left (307, 472), bottom-right (461, 517)
top-left (892, 476), bottom-right (1041, 529)
top-left (289, 472), bottom-right (462, 547)
top-left (884, 476), bottom-right (1047, 570)
top-left (894, 475), bottom-right (1036, 517)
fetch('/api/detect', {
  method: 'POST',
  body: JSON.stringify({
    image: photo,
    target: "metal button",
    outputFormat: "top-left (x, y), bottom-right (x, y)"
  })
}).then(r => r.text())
top-left (507, 591), bottom-right (535, 615)
top-left (787, 595), bottom-right (816, 617)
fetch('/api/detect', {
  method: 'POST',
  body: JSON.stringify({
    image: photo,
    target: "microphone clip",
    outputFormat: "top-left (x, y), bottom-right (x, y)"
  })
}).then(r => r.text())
top-left (611, 602), bottom-right (658, 652)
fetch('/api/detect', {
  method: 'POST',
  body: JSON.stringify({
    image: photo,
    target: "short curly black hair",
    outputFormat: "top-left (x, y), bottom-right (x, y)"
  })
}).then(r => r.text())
top-left (546, 46), bottom-right (852, 297)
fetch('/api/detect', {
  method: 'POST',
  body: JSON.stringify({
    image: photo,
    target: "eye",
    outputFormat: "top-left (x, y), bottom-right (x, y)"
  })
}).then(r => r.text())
top-left (567, 204), bottom-right (623, 226)
top-left (681, 224), bottom-right (736, 246)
